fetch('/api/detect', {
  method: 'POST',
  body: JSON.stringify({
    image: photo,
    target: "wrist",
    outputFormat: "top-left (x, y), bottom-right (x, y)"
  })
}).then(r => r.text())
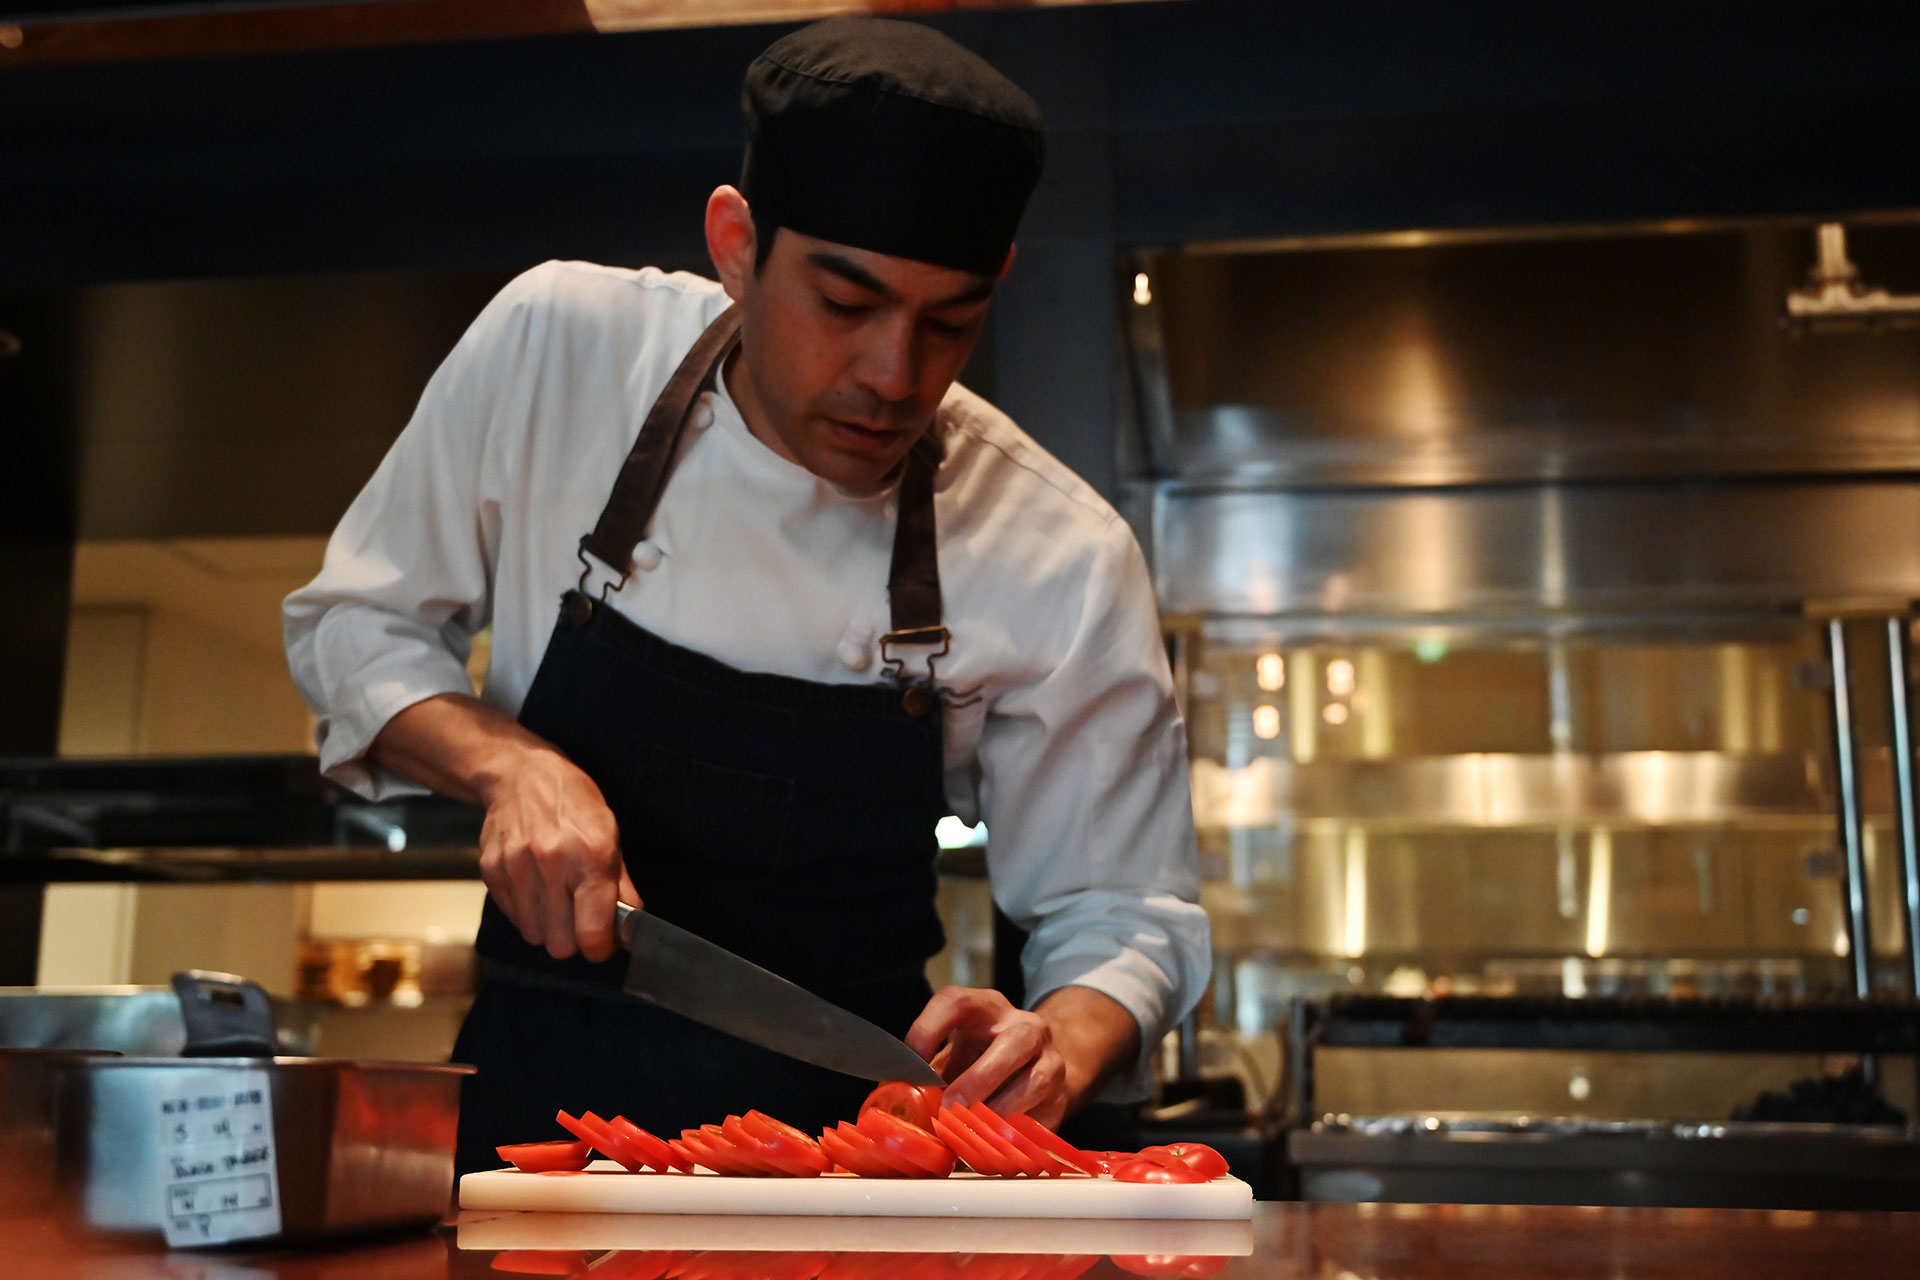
top-left (1037, 985), bottom-right (1142, 1111)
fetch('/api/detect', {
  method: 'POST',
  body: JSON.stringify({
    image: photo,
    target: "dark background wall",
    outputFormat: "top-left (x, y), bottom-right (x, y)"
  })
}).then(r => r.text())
top-left (3, 0), bottom-right (1919, 978)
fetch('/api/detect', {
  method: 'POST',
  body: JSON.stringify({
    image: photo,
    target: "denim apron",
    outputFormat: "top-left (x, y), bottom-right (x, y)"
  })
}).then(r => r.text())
top-left (451, 305), bottom-right (953, 1173)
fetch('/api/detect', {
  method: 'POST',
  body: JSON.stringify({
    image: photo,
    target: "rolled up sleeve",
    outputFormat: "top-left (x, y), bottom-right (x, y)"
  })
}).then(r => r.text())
top-left (283, 268), bottom-right (547, 799)
top-left (979, 523), bottom-right (1211, 1102)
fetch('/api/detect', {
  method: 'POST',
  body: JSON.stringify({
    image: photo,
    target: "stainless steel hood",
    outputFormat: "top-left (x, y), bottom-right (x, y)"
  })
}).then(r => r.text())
top-left (1124, 216), bottom-right (1920, 621)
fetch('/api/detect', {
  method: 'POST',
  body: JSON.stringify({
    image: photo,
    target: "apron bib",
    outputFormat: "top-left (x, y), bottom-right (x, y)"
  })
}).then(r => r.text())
top-left (451, 306), bottom-right (954, 1174)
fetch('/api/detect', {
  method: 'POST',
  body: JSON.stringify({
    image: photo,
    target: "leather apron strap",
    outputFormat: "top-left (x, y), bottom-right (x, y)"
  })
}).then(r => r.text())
top-left (574, 303), bottom-right (950, 681)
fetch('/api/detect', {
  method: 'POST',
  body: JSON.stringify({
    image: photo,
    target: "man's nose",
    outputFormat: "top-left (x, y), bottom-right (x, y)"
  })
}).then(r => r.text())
top-left (855, 317), bottom-right (920, 403)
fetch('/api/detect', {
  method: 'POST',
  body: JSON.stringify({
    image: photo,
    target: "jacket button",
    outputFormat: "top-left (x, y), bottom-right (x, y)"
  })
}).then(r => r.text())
top-left (563, 593), bottom-right (594, 627)
top-left (902, 686), bottom-right (932, 717)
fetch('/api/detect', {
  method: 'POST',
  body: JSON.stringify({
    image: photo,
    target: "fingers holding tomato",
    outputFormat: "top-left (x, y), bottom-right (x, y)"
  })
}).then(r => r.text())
top-left (906, 987), bottom-right (1070, 1127)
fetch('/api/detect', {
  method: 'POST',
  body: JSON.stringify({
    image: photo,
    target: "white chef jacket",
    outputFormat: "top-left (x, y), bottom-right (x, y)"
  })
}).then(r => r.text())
top-left (283, 260), bottom-right (1210, 1099)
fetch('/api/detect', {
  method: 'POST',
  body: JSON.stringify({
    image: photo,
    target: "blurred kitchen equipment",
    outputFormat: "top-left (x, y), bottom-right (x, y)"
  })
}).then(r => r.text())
top-left (0, 969), bottom-right (472, 1245)
top-left (171, 969), bottom-right (277, 1057)
top-left (1284, 993), bottom-right (1920, 1209)
top-left (0, 985), bottom-right (191, 1055)
top-left (1785, 222), bottom-right (1920, 331)
top-left (57, 1053), bottom-right (470, 1244)
top-left (0, 1048), bottom-right (115, 1218)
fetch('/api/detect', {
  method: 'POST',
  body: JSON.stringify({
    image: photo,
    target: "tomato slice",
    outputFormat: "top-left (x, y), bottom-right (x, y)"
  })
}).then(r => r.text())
top-left (582, 1252), bottom-right (692, 1280)
top-left (1029, 1256), bottom-right (1100, 1280)
top-left (676, 1127), bottom-right (741, 1176)
top-left (958, 1103), bottom-right (1047, 1176)
top-left (490, 1249), bottom-right (592, 1275)
top-left (1006, 1114), bottom-right (1100, 1177)
top-left (1137, 1142), bottom-right (1230, 1180)
top-left (933, 1106), bottom-right (1011, 1175)
top-left (818, 1124), bottom-right (890, 1178)
top-left (842, 1121), bottom-right (926, 1178)
top-left (495, 1140), bottom-right (592, 1173)
top-left (553, 1110), bottom-right (629, 1165)
top-left (858, 1081), bottom-right (944, 1135)
top-left (1111, 1156), bottom-right (1209, 1185)
top-left (604, 1116), bottom-right (680, 1172)
top-left (855, 1108), bottom-right (957, 1177)
top-left (962, 1104), bottom-right (1075, 1177)
top-left (740, 1110), bottom-right (832, 1174)
top-left (1109, 1256), bottom-right (1228, 1278)
top-left (720, 1114), bottom-right (818, 1178)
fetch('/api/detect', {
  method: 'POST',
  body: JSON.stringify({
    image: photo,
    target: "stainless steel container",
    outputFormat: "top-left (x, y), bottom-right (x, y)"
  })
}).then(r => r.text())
top-left (0, 1049), bottom-right (116, 1218)
top-left (55, 1056), bottom-right (472, 1244)
top-left (0, 986), bottom-right (190, 1055)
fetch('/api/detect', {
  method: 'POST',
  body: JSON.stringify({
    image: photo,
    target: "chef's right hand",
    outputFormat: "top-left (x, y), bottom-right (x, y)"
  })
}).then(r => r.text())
top-left (476, 747), bottom-right (640, 965)
top-left (367, 693), bottom-right (640, 964)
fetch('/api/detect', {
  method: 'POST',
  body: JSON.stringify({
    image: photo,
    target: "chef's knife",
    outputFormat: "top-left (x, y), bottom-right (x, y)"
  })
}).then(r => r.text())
top-left (614, 903), bottom-right (945, 1087)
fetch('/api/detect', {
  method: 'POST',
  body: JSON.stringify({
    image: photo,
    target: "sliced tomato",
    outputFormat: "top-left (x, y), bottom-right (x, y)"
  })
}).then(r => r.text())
top-left (669, 1252), bottom-right (830, 1280)
top-left (958, 1103), bottom-right (1048, 1176)
top-left (720, 1114), bottom-right (818, 1178)
top-left (932, 1106), bottom-right (1007, 1175)
top-left (1111, 1156), bottom-right (1209, 1185)
top-left (842, 1121), bottom-right (928, 1177)
top-left (817, 1252), bottom-right (954, 1280)
top-left (1028, 1256), bottom-right (1099, 1280)
top-left (605, 1115), bottom-right (682, 1172)
top-left (1005, 1114), bottom-right (1100, 1177)
top-left (495, 1139), bottom-right (592, 1173)
top-left (589, 1253), bottom-right (693, 1280)
top-left (855, 1108), bottom-right (957, 1177)
top-left (741, 1110), bottom-right (832, 1174)
top-left (1108, 1256), bottom-right (1228, 1278)
top-left (666, 1135), bottom-right (703, 1173)
top-left (676, 1127), bottom-right (742, 1176)
top-left (491, 1249), bottom-right (593, 1276)
top-left (859, 1081), bottom-right (944, 1135)
top-left (554, 1109), bottom-right (629, 1165)
top-left (710, 1122), bottom-right (787, 1177)
top-left (817, 1124), bottom-right (890, 1178)
top-left (962, 1104), bottom-right (1075, 1177)
top-left (1137, 1143), bottom-right (1230, 1180)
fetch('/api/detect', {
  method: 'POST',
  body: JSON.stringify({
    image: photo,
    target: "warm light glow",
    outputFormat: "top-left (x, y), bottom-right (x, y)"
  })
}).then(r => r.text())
top-left (1342, 828), bottom-right (1368, 958)
top-left (1323, 701), bottom-right (1350, 726)
top-left (1133, 272), bottom-right (1153, 306)
top-left (1326, 658), bottom-right (1356, 696)
top-left (1584, 828), bottom-right (1613, 958)
top-left (1251, 704), bottom-right (1281, 740)
top-left (1255, 651), bottom-right (1285, 691)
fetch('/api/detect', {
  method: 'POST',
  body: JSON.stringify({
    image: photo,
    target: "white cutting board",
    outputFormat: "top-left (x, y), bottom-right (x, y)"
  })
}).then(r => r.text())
top-left (460, 1162), bottom-right (1253, 1220)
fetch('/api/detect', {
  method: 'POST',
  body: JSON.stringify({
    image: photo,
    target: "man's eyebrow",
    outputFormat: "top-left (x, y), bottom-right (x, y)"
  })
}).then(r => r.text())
top-left (807, 251), bottom-right (996, 311)
top-left (808, 252), bottom-right (898, 302)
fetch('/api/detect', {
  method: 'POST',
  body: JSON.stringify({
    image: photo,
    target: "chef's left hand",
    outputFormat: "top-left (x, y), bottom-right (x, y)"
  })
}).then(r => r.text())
top-left (907, 985), bottom-right (1140, 1129)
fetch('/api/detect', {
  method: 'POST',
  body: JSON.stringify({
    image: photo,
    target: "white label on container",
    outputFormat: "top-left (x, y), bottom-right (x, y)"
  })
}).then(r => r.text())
top-left (155, 1069), bottom-right (282, 1247)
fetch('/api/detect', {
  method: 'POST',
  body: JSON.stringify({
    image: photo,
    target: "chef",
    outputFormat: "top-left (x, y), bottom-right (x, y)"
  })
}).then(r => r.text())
top-left (284, 17), bottom-right (1209, 1174)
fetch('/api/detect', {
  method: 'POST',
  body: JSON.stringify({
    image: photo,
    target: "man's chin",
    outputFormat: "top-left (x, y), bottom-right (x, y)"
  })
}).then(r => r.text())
top-left (804, 448), bottom-right (908, 494)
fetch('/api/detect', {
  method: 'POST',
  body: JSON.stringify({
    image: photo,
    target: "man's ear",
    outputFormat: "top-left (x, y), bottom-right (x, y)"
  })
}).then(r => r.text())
top-left (997, 243), bottom-right (1019, 281)
top-left (705, 185), bottom-right (758, 302)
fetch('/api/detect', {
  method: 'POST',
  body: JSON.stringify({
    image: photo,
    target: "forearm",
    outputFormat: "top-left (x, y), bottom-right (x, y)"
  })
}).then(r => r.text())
top-left (1034, 985), bottom-right (1141, 1114)
top-left (368, 692), bottom-right (563, 807)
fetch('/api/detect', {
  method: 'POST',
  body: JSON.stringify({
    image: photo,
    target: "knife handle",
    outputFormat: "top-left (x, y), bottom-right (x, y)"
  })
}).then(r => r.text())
top-left (614, 901), bottom-right (640, 951)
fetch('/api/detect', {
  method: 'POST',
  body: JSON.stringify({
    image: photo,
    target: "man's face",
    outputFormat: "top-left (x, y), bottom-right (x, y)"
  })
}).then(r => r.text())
top-left (726, 226), bottom-right (1000, 492)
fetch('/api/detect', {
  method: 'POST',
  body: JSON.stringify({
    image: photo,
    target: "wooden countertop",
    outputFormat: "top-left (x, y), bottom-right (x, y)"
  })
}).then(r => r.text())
top-left (7, 1201), bottom-right (1920, 1279)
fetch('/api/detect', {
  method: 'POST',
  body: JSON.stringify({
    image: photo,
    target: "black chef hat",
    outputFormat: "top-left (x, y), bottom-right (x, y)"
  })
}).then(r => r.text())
top-left (741, 18), bottom-right (1045, 276)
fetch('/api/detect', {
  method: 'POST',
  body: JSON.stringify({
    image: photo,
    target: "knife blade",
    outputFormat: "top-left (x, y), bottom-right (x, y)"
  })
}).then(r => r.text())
top-left (614, 903), bottom-right (944, 1087)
